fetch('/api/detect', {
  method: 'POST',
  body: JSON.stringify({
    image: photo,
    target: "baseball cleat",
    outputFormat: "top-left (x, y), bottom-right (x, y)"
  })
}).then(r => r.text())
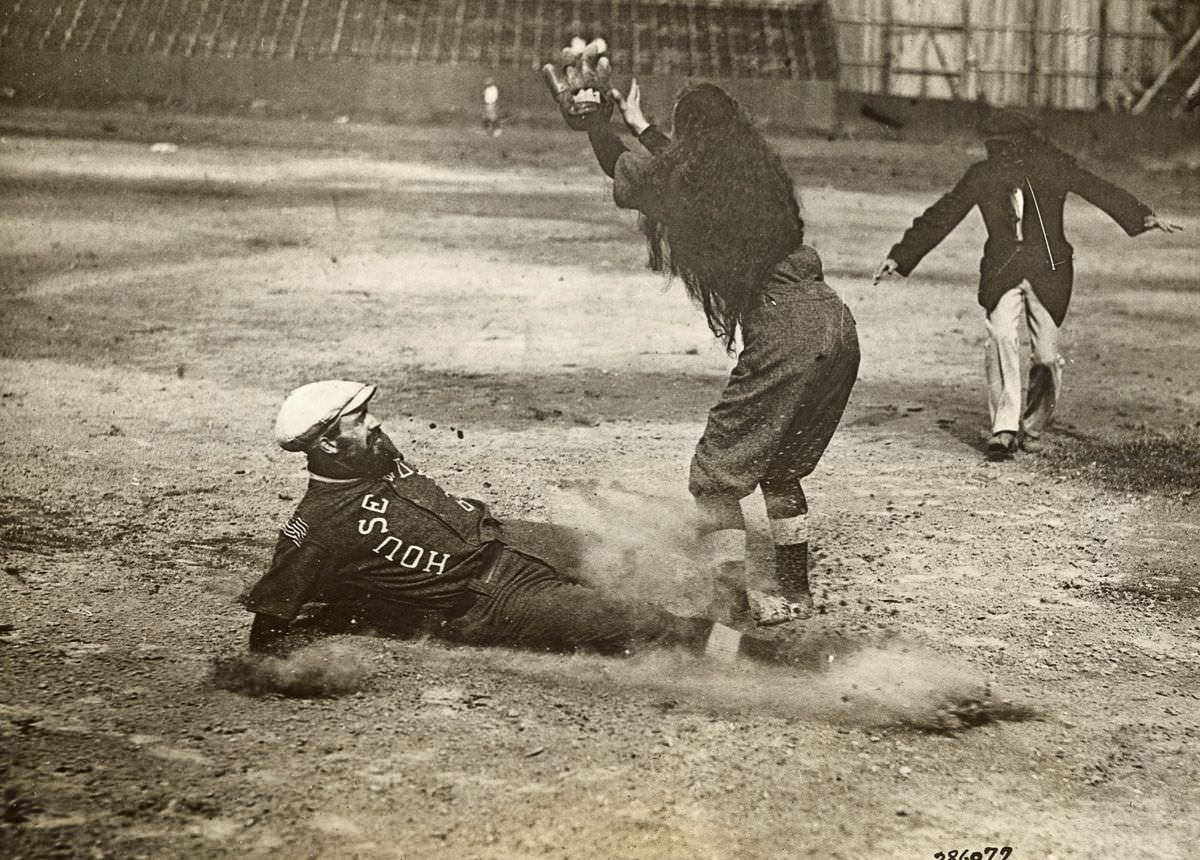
top-left (748, 590), bottom-right (812, 626)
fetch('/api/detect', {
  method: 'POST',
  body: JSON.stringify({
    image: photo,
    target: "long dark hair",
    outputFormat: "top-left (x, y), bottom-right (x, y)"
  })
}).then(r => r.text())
top-left (639, 84), bottom-right (804, 351)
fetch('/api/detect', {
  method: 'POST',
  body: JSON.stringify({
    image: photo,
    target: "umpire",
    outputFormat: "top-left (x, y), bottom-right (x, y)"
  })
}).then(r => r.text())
top-left (874, 110), bottom-right (1180, 459)
top-left (243, 380), bottom-right (821, 668)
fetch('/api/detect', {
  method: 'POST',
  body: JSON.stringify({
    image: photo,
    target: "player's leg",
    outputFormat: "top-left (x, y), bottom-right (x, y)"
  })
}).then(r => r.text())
top-left (442, 547), bottom-right (723, 655)
top-left (760, 478), bottom-right (810, 609)
top-left (758, 299), bottom-right (859, 619)
top-left (692, 494), bottom-right (751, 624)
top-left (441, 547), bottom-right (835, 669)
top-left (689, 466), bottom-right (760, 626)
top-left (983, 285), bottom-right (1025, 459)
top-left (689, 376), bottom-right (781, 625)
top-left (1019, 282), bottom-right (1064, 451)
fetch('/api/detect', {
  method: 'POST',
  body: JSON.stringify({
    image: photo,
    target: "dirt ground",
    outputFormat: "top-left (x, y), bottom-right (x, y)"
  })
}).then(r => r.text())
top-left (1, 107), bottom-right (1199, 860)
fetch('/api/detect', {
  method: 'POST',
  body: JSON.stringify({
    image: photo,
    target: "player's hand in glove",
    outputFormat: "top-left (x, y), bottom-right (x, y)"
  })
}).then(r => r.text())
top-left (873, 257), bottom-right (900, 284)
top-left (610, 78), bottom-right (650, 136)
top-left (1144, 212), bottom-right (1182, 233)
top-left (542, 37), bottom-right (613, 131)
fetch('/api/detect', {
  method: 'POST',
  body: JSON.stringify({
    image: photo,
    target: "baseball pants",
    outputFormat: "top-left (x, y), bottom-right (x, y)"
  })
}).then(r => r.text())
top-left (440, 546), bottom-right (713, 656)
top-left (984, 280), bottom-right (1064, 438)
top-left (689, 287), bottom-right (860, 529)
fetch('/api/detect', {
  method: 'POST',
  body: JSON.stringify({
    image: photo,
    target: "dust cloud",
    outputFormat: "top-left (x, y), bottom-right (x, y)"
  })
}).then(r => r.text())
top-left (209, 641), bottom-right (374, 698)
top-left (468, 639), bottom-right (1036, 732)
top-left (535, 481), bottom-right (711, 607)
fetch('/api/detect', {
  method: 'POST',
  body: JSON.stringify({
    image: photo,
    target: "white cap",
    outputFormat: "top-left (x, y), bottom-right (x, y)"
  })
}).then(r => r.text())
top-left (274, 380), bottom-right (377, 452)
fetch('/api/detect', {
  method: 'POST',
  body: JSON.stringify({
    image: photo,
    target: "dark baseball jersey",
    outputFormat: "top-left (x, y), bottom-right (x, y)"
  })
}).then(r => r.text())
top-left (245, 457), bottom-right (714, 657)
top-left (244, 458), bottom-right (498, 621)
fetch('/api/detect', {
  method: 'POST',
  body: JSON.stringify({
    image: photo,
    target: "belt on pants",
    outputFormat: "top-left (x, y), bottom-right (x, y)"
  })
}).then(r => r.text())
top-left (441, 541), bottom-right (507, 619)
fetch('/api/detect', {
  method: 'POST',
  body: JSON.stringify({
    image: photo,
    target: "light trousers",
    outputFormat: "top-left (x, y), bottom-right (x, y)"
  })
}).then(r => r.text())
top-left (983, 281), bottom-right (1064, 437)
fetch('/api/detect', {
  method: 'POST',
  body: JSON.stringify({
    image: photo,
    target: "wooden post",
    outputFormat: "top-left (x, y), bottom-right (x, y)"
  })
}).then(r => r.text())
top-left (1133, 24), bottom-right (1200, 113)
top-left (1095, 0), bottom-right (1109, 106)
top-left (881, 0), bottom-right (893, 95)
top-left (1026, 0), bottom-right (1040, 105)
top-left (1174, 70), bottom-right (1200, 116)
top-left (961, 0), bottom-right (973, 100)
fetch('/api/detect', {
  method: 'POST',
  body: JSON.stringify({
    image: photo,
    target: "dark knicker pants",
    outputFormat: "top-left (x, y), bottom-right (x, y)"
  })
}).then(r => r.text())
top-left (440, 545), bottom-right (713, 657)
top-left (690, 289), bottom-right (860, 529)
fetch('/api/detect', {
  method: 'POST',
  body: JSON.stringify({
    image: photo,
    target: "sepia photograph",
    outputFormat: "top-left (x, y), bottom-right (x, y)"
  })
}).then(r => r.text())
top-left (1, 0), bottom-right (1198, 857)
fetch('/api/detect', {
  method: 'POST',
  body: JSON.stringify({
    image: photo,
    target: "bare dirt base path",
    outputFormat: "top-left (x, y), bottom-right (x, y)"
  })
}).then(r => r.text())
top-left (2, 112), bottom-right (1199, 859)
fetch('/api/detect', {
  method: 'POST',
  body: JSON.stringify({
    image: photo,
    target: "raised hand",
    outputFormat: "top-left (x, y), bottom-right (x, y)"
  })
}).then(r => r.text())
top-left (611, 77), bottom-right (650, 136)
top-left (542, 37), bottom-right (613, 131)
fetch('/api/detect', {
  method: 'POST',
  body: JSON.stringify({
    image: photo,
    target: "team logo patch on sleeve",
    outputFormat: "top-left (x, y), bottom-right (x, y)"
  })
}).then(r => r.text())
top-left (281, 515), bottom-right (309, 547)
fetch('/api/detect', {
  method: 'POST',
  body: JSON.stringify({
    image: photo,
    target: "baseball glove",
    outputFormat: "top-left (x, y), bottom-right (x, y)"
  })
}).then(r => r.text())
top-left (542, 37), bottom-right (613, 131)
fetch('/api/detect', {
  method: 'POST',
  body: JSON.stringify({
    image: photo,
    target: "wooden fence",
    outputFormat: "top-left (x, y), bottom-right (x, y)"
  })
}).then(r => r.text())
top-left (830, 0), bottom-right (1178, 110)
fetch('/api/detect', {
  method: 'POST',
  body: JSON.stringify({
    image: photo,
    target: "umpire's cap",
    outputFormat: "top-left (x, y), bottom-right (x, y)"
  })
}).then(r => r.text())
top-left (274, 380), bottom-right (377, 451)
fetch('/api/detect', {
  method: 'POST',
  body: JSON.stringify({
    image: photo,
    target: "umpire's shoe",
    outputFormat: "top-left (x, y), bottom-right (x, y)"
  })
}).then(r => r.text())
top-left (986, 431), bottom-right (1017, 461)
top-left (1018, 433), bottom-right (1046, 454)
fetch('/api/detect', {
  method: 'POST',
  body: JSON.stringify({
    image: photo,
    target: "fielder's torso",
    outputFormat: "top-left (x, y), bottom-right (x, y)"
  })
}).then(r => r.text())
top-left (246, 458), bottom-right (496, 618)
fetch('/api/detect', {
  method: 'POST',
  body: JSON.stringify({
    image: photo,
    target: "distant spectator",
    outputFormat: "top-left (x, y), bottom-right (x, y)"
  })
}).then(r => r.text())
top-left (482, 78), bottom-right (501, 137)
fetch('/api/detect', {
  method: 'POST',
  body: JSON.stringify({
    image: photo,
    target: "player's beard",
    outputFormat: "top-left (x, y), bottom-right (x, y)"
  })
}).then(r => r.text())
top-left (363, 428), bottom-right (404, 478)
top-left (342, 428), bottom-right (404, 478)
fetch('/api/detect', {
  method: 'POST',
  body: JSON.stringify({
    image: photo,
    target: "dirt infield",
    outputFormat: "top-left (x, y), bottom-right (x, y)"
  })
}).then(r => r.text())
top-left (2, 109), bottom-right (1199, 859)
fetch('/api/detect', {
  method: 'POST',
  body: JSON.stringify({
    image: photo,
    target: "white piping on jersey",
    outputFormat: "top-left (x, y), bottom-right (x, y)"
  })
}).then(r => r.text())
top-left (768, 514), bottom-right (809, 545)
top-left (1010, 186), bottom-right (1024, 242)
top-left (1024, 178), bottom-right (1057, 271)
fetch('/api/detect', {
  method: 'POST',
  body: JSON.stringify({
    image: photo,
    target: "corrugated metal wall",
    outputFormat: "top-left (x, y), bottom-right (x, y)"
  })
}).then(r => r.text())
top-left (831, 0), bottom-right (1175, 110)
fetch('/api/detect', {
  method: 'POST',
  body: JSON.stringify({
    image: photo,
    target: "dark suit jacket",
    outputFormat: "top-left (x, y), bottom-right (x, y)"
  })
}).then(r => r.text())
top-left (887, 146), bottom-right (1152, 325)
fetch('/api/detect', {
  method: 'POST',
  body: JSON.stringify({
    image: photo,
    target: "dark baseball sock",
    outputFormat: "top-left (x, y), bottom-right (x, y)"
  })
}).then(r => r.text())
top-left (711, 566), bottom-right (751, 625)
top-left (694, 493), bottom-right (750, 623)
top-left (693, 493), bottom-right (745, 534)
top-left (702, 533), bottom-right (750, 625)
top-left (763, 480), bottom-right (811, 603)
top-left (774, 543), bottom-right (810, 603)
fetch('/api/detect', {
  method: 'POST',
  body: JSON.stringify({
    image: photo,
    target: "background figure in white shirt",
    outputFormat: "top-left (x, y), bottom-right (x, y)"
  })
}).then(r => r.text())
top-left (482, 79), bottom-right (501, 137)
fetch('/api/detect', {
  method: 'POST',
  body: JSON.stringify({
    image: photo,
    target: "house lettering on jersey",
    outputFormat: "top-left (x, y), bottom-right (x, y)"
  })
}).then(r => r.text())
top-left (356, 492), bottom-right (450, 575)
